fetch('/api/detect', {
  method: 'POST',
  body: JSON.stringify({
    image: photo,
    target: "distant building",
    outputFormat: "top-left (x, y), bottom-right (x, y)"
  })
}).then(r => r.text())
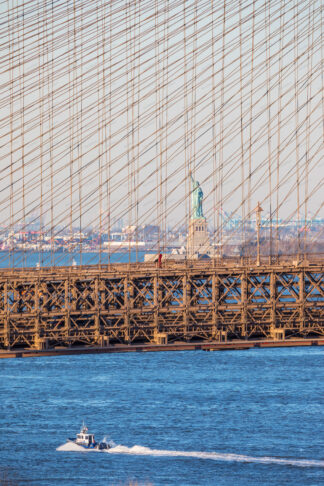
top-left (122, 224), bottom-right (160, 242)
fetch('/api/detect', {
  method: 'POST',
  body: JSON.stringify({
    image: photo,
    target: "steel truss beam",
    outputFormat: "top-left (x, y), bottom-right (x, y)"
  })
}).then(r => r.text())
top-left (0, 262), bottom-right (323, 349)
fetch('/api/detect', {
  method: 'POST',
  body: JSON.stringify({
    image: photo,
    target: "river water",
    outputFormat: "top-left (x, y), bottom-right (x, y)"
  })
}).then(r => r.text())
top-left (0, 250), bottom-right (147, 268)
top-left (0, 347), bottom-right (323, 485)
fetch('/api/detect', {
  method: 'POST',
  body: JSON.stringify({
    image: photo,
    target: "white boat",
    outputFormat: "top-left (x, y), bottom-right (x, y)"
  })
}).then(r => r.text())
top-left (68, 423), bottom-right (111, 451)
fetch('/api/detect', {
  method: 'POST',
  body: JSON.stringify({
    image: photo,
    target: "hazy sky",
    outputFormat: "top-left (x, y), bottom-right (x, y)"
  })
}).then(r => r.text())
top-left (1, 0), bottom-right (322, 239)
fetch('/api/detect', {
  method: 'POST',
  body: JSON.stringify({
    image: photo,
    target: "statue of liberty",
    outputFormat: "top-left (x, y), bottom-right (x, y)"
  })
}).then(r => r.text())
top-left (190, 172), bottom-right (204, 219)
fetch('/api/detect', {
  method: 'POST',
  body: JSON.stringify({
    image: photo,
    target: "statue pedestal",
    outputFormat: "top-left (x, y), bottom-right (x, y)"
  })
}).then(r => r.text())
top-left (187, 218), bottom-right (211, 257)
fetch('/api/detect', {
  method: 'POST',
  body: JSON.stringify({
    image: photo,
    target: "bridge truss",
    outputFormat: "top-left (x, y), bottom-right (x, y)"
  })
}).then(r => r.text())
top-left (1, 260), bottom-right (323, 350)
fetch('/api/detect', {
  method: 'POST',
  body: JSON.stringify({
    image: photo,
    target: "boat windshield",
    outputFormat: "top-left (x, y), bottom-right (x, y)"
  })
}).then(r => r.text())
top-left (77, 434), bottom-right (94, 440)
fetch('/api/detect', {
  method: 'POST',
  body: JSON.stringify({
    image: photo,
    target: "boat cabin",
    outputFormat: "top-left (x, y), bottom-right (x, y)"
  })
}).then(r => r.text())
top-left (76, 425), bottom-right (95, 446)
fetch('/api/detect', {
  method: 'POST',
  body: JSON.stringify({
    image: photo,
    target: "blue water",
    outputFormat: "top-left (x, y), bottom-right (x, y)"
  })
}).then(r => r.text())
top-left (1, 347), bottom-right (324, 485)
top-left (0, 250), bottom-right (148, 268)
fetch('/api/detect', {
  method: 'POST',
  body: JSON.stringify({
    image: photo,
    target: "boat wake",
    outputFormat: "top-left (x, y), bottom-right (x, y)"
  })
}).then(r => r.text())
top-left (56, 437), bottom-right (115, 452)
top-left (57, 442), bottom-right (324, 468)
top-left (57, 442), bottom-right (93, 452)
top-left (107, 445), bottom-right (324, 468)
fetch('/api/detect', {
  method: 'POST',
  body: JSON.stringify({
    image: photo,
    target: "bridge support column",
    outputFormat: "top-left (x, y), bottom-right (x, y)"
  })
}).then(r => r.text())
top-left (34, 280), bottom-right (41, 349)
top-left (4, 282), bottom-right (9, 348)
top-left (183, 274), bottom-right (190, 341)
top-left (212, 274), bottom-right (219, 339)
top-left (70, 279), bottom-right (77, 311)
top-left (124, 276), bottom-right (130, 343)
top-left (270, 272), bottom-right (279, 339)
top-left (94, 278), bottom-right (100, 344)
top-left (241, 273), bottom-right (247, 338)
top-left (299, 271), bottom-right (305, 333)
top-left (153, 275), bottom-right (161, 343)
top-left (154, 275), bottom-right (158, 332)
top-left (64, 280), bottom-right (70, 343)
top-left (69, 278), bottom-right (77, 346)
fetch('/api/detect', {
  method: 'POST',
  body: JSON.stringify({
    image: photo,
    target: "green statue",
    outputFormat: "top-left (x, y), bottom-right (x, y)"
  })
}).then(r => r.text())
top-left (190, 173), bottom-right (204, 219)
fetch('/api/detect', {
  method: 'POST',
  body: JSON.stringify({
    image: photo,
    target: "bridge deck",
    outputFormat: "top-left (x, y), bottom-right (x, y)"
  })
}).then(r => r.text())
top-left (1, 338), bottom-right (324, 359)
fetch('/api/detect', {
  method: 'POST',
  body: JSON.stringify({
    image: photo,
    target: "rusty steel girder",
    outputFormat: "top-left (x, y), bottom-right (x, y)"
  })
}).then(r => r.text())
top-left (0, 260), bottom-right (323, 350)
